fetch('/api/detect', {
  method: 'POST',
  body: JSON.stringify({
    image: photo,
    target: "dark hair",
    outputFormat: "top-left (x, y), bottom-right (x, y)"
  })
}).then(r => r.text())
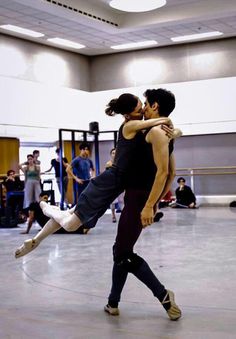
top-left (110, 148), bottom-right (116, 155)
top-left (177, 177), bottom-right (186, 183)
top-left (79, 142), bottom-right (89, 150)
top-left (144, 88), bottom-right (175, 117)
top-left (33, 150), bottom-right (39, 155)
top-left (39, 191), bottom-right (49, 198)
top-left (7, 170), bottom-right (15, 176)
top-left (55, 148), bottom-right (60, 154)
top-left (105, 93), bottom-right (138, 116)
top-left (27, 154), bottom-right (34, 159)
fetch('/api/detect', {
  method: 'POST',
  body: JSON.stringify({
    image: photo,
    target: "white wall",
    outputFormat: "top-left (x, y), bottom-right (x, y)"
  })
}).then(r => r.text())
top-left (1, 75), bottom-right (236, 141)
top-left (1, 34), bottom-right (236, 142)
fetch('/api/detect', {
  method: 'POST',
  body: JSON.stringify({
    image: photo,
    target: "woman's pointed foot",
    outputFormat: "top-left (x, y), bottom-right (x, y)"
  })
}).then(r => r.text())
top-left (15, 238), bottom-right (39, 258)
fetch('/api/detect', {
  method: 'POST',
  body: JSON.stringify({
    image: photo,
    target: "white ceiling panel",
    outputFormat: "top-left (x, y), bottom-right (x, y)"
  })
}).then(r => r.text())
top-left (0, 0), bottom-right (236, 55)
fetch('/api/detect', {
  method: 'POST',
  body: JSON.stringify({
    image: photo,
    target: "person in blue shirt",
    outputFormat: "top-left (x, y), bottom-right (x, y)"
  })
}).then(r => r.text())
top-left (66, 143), bottom-right (95, 205)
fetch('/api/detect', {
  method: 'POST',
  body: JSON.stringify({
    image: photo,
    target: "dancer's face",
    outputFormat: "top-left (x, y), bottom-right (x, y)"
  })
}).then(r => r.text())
top-left (128, 98), bottom-right (144, 121)
top-left (110, 149), bottom-right (116, 160)
top-left (143, 99), bottom-right (159, 120)
top-left (27, 156), bottom-right (34, 164)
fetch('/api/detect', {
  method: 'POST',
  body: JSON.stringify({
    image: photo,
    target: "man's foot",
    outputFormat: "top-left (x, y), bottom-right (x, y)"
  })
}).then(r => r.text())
top-left (104, 304), bottom-right (120, 316)
top-left (154, 212), bottom-right (164, 222)
top-left (112, 217), bottom-right (117, 223)
top-left (15, 238), bottom-right (39, 258)
top-left (162, 290), bottom-right (182, 321)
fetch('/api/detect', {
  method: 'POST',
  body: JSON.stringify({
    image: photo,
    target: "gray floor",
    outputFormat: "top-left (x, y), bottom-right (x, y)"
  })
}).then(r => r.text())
top-left (1, 207), bottom-right (236, 339)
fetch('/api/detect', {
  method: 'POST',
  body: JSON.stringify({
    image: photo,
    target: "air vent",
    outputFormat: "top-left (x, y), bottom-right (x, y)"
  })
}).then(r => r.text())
top-left (44, 0), bottom-right (119, 27)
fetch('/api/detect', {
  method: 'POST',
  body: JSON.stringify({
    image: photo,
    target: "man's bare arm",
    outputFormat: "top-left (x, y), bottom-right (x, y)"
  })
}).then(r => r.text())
top-left (141, 127), bottom-right (169, 227)
top-left (156, 153), bottom-right (176, 205)
top-left (66, 164), bottom-right (83, 184)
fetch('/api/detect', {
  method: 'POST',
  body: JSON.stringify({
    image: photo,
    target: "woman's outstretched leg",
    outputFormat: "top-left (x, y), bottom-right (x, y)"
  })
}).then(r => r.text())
top-left (15, 218), bottom-right (61, 258)
top-left (40, 201), bottom-right (82, 232)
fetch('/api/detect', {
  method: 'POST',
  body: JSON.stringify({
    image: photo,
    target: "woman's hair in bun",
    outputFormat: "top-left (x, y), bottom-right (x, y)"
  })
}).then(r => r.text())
top-left (105, 93), bottom-right (138, 116)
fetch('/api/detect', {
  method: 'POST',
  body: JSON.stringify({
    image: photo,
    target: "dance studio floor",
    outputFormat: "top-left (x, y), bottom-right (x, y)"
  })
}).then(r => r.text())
top-left (1, 206), bottom-right (236, 339)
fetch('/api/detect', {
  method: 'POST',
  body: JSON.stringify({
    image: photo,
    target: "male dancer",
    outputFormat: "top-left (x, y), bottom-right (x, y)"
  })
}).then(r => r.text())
top-left (104, 88), bottom-right (182, 320)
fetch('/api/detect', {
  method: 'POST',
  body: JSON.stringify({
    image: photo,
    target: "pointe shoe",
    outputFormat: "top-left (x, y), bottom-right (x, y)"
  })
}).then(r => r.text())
top-left (162, 290), bottom-right (182, 321)
top-left (15, 238), bottom-right (39, 259)
top-left (104, 304), bottom-right (119, 316)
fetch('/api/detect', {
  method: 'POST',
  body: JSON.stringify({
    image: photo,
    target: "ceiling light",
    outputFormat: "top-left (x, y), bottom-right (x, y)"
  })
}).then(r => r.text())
top-left (0, 24), bottom-right (44, 37)
top-left (109, 0), bottom-right (166, 12)
top-left (171, 31), bottom-right (223, 42)
top-left (47, 38), bottom-right (85, 49)
top-left (111, 40), bottom-right (158, 50)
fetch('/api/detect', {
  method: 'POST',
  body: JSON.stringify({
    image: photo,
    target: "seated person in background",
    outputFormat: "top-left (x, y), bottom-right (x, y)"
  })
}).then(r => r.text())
top-left (20, 192), bottom-right (89, 234)
top-left (171, 177), bottom-right (197, 208)
top-left (3, 170), bottom-right (25, 222)
top-left (3, 170), bottom-right (23, 192)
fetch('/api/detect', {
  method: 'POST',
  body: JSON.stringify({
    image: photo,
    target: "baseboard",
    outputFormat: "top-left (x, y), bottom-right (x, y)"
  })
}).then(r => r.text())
top-left (196, 195), bottom-right (236, 206)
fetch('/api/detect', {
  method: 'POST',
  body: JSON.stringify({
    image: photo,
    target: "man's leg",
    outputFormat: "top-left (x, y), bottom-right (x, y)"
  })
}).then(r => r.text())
top-left (105, 189), bottom-right (145, 314)
top-left (104, 262), bottom-right (128, 315)
top-left (105, 189), bottom-right (181, 320)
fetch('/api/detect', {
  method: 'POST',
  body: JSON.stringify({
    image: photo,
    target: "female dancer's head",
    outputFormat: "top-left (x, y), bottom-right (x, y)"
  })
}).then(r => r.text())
top-left (105, 93), bottom-right (143, 121)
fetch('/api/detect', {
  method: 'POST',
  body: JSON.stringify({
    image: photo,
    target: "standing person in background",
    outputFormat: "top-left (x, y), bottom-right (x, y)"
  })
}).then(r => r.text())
top-left (32, 150), bottom-right (41, 165)
top-left (19, 154), bottom-right (41, 210)
top-left (45, 148), bottom-right (68, 201)
top-left (105, 148), bottom-right (120, 223)
top-left (23, 150), bottom-right (41, 165)
top-left (171, 177), bottom-right (197, 208)
top-left (66, 142), bottom-right (95, 205)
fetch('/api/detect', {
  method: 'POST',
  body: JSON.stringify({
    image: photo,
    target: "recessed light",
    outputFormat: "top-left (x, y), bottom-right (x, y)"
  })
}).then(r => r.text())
top-left (47, 38), bottom-right (85, 49)
top-left (0, 24), bottom-right (44, 37)
top-left (171, 31), bottom-right (223, 42)
top-left (109, 0), bottom-right (166, 12)
top-left (111, 40), bottom-right (158, 50)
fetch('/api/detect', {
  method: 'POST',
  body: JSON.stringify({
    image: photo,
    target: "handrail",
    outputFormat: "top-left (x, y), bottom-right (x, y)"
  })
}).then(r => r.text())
top-left (176, 165), bottom-right (236, 177)
top-left (176, 171), bottom-right (236, 176)
top-left (176, 165), bottom-right (236, 171)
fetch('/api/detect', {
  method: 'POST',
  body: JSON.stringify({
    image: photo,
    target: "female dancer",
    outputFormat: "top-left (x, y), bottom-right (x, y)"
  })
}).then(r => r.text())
top-left (15, 93), bottom-right (172, 258)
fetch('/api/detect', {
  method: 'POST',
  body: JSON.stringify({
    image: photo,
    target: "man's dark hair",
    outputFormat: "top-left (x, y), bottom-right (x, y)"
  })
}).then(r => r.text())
top-left (110, 148), bottom-right (116, 155)
top-left (7, 170), bottom-right (15, 176)
top-left (177, 177), bottom-right (186, 183)
top-left (39, 191), bottom-right (49, 197)
top-left (79, 142), bottom-right (90, 150)
top-left (33, 150), bottom-right (39, 155)
top-left (55, 148), bottom-right (60, 154)
top-left (144, 88), bottom-right (175, 117)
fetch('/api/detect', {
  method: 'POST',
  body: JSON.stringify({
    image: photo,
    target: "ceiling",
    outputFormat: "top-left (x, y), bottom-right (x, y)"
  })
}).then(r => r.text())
top-left (0, 0), bottom-right (236, 56)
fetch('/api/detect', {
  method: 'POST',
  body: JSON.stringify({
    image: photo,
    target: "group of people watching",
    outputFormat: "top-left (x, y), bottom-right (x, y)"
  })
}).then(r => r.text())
top-left (2, 144), bottom-right (197, 233)
top-left (2, 144), bottom-right (97, 233)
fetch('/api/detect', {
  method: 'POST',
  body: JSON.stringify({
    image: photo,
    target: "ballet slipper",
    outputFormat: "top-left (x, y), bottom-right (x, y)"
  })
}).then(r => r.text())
top-left (15, 238), bottom-right (39, 259)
